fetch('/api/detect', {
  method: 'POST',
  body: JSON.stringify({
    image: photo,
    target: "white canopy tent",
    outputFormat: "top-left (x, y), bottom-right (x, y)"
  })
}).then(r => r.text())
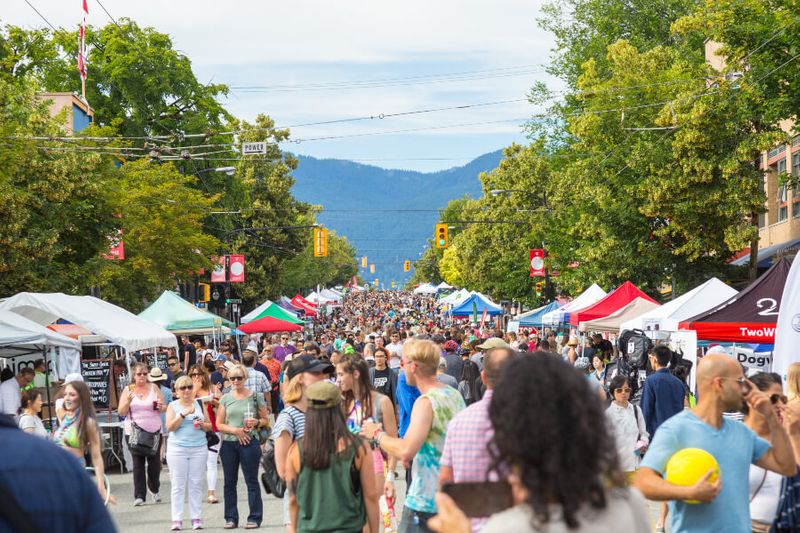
top-left (438, 288), bottom-right (470, 305)
top-left (413, 283), bottom-right (438, 295)
top-left (542, 284), bottom-right (607, 326)
top-left (0, 310), bottom-right (82, 379)
top-left (306, 291), bottom-right (338, 305)
top-left (619, 277), bottom-right (738, 332)
top-left (578, 297), bottom-right (661, 332)
top-left (436, 282), bottom-right (454, 291)
top-left (319, 288), bottom-right (343, 302)
top-left (0, 292), bottom-right (177, 352)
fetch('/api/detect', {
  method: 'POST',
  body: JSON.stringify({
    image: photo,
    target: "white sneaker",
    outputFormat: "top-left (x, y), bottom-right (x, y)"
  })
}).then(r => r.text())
top-left (133, 498), bottom-right (144, 506)
top-left (149, 491), bottom-right (162, 503)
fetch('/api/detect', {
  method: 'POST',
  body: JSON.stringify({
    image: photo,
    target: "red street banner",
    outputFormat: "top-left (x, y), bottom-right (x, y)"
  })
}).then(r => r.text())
top-left (529, 249), bottom-right (545, 277)
top-left (211, 257), bottom-right (226, 282)
top-left (229, 254), bottom-right (245, 283)
top-left (102, 229), bottom-right (124, 260)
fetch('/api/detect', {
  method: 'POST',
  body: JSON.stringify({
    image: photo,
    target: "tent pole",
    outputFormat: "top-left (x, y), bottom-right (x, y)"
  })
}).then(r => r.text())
top-left (42, 346), bottom-right (53, 431)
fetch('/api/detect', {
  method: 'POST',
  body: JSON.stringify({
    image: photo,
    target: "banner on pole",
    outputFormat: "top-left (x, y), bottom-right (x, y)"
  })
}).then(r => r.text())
top-left (529, 249), bottom-right (545, 277)
top-left (211, 256), bottom-right (226, 282)
top-left (229, 254), bottom-right (245, 283)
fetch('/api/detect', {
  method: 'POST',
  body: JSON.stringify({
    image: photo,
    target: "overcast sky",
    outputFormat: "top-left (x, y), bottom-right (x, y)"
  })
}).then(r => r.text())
top-left (5, 0), bottom-right (558, 171)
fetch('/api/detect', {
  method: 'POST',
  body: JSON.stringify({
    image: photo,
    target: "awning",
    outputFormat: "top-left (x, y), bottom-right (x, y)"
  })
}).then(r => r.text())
top-left (731, 238), bottom-right (800, 267)
top-left (237, 316), bottom-right (304, 334)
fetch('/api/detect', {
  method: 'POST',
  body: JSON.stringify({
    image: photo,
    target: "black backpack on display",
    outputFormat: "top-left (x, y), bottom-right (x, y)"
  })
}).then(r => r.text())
top-left (618, 329), bottom-right (653, 369)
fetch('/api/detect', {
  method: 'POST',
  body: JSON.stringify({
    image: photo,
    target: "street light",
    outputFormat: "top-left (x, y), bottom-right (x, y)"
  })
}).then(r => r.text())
top-left (196, 166), bottom-right (236, 176)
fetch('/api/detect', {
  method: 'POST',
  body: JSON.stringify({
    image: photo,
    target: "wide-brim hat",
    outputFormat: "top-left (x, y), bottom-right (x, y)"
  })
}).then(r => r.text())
top-left (147, 367), bottom-right (167, 382)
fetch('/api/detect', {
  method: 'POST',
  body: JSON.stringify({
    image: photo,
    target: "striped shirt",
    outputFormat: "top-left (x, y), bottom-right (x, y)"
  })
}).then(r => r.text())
top-left (273, 405), bottom-right (305, 441)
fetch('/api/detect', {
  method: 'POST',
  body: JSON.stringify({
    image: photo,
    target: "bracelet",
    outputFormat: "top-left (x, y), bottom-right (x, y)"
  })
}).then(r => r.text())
top-left (374, 430), bottom-right (384, 446)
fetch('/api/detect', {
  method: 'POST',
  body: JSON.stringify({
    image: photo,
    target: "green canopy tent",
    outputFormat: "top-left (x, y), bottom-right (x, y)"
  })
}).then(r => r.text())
top-left (139, 290), bottom-right (235, 334)
top-left (241, 300), bottom-right (305, 325)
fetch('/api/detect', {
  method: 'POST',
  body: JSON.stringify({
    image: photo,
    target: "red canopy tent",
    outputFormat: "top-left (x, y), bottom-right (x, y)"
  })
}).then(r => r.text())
top-left (238, 315), bottom-right (304, 334)
top-left (679, 258), bottom-right (790, 343)
top-left (290, 294), bottom-right (318, 317)
top-left (570, 281), bottom-right (657, 326)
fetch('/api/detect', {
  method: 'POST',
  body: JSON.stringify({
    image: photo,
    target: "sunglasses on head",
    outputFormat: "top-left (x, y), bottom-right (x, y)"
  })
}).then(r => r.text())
top-left (229, 376), bottom-right (244, 381)
top-left (177, 385), bottom-right (193, 391)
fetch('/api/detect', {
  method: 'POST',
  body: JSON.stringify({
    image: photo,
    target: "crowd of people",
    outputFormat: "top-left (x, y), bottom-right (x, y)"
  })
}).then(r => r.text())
top-left (3, 289), bottom-right (800, 533)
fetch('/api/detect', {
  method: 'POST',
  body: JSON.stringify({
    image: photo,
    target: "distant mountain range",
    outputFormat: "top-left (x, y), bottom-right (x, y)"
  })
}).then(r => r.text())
top-left (290, 150), bottom-right (504, 287)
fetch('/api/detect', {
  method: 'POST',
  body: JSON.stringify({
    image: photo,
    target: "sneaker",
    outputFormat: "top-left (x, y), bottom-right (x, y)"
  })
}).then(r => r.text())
top-left (191, 519), bottom-right (203, 530)
top-left (149, 491), bottom-right (162, 503)
top-left (171, 521), bottom-right (182, 531)
top-left (133, 498), bottom-right (144, 506)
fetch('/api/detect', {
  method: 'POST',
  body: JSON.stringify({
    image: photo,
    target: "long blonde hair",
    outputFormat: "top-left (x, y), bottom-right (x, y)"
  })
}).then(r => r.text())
top-left (282, 373), bottom-right (304, 404)
top-left (787, 363), bottom-right (800, 400)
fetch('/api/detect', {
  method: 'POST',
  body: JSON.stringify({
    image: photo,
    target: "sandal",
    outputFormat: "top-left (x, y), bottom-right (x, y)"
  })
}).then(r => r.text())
top-left (223, 523), bottom-right (236, 529)
top-left (207, 495), bottom-right (219, 504)
top-left (244, 524), bottom-right (259, 529)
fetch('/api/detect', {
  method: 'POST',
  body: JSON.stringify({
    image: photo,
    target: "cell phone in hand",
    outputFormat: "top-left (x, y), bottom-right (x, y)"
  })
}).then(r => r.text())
top-left (441, 481), bottom-right (513, 518)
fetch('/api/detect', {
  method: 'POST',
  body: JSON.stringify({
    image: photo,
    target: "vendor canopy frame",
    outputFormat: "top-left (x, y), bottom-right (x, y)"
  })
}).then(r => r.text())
top-left (542, 284), bottom-right (607, 326)
top-left (450, 293), bottom-right (503, 317)
top-left (138, 290), bottom-right (234, 334)
top-left (570, 281), bottom-right (656, 326)
top-left (0, 292), bottom-right (177, 351)
top-left (680, 258), bottom-right (791, 343)
top-left (579, 297), bottom-right (660, 332)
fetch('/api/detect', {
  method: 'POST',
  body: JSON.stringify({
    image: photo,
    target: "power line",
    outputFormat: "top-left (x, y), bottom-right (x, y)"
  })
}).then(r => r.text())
top-left (94, 0), bottom-right (124, 32)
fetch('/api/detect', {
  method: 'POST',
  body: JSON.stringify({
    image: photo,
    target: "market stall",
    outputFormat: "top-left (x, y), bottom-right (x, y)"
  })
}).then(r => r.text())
top-left (570, 281), bottom-right (656, 326)
top-left (449, 293), bottom-right (503, 317)
top-left (578, 297), bottom-right (660, 332)
top-left (542, 284), bottom-right (607, 326)
top-left (138, 290), bottom-right (235, 334)
top-left (237, 315), bottom-right (305, 334)
top-left (241, 299), bottom-right (304, 325)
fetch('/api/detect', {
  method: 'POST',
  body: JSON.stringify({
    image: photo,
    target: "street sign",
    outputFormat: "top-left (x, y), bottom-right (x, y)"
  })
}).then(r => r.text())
top-left (242, 141), bottom-right (267, 155)
top-left (226, 298), bottom-right (242, 304)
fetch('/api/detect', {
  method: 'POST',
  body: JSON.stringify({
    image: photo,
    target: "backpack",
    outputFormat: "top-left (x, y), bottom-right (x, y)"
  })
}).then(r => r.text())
top-left (618, 329), bottom-right (653, 369)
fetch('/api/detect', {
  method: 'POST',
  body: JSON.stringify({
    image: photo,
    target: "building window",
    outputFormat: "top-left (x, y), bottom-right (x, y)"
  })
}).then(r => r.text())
top-left (770, 145), bottom-right (787, 159)
top-left (778, 158), bottom-right (787, 174)
top-left (794, 153), bottom-right (800, 176)
top-left (794, 201), bottom-right (800, 218)
top-left (759, 212), bottom-right (766, 228)
top-left (779, 205), bottom-right (789, 221)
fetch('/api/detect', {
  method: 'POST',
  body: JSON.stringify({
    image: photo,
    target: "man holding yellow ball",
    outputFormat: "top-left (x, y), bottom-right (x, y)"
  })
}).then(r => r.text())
top-left (635, 354), bottom-right (799, 532)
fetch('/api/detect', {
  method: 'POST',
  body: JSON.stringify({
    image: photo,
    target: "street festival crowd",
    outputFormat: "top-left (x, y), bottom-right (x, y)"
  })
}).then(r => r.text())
top-left (3, 289), bottom-right (800, 532)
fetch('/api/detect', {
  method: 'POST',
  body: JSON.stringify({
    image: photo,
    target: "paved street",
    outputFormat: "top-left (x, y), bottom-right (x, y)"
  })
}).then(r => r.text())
top-left (108, 462), bottom-right (408, 532)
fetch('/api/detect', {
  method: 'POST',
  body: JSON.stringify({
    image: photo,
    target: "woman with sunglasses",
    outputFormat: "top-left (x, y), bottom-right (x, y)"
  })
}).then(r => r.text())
top-left (745, 372), bottom-right (800, 532)
top-left (605, 374), bottom-right (649, 483)
top-left (216, 364), bottom-right (269, 529)
top-left (118, 362), bottom-right (166, 506)
top-left (189, 364), bottom-right (221, 504)
top-left (166, 375), bottom-right (212, 530)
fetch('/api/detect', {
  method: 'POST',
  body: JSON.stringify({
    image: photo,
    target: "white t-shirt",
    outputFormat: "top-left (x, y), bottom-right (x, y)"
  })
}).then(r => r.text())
top-left (605, 402), bottom-right (649, 473)
top-left (0, 378), bottom-right (21, 419)
top-left (387, 342), bottom-right (404, 369)
top-left (749, 464), bottom-right (783, 524)
top-left (18, 413), bottom-right (48, 438)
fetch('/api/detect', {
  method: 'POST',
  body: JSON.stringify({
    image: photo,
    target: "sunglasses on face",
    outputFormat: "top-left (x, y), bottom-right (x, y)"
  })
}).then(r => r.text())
top-left (229, 376), bottom-right (244, 381)
top-left (771, 394), bottom-right (788, 405)
top-left (614, 387), bottom-right (631, 394)
top-left (168, 362), bottom-right (179, 367)
top-left (177, 386), bottom-right (193, 391)
top-left (135, 372), bottom-right (148, 376)
top-left (189, 373), bottom-right (201, 377)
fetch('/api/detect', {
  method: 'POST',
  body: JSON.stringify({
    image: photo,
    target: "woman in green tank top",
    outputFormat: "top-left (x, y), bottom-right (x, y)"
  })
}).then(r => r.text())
top-left (285, 381), bottom-right (380, 533)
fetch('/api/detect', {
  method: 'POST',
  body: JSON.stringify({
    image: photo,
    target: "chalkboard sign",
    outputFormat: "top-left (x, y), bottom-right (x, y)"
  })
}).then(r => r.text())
top-left (146, 352), bottom-right (169, 373)
top-left (81, 359), bottom-right (111, 409)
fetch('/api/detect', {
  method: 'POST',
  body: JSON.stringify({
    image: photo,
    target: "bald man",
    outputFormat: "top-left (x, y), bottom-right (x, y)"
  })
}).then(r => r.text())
top-left (635, 355), bottom-right (798, 533)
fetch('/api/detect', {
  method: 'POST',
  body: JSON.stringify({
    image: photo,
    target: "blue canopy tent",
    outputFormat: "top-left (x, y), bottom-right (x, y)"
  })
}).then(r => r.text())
top-left (518, 301), bottom-right (561, 327)
top-left (450, 293), bottom-right (503, 317)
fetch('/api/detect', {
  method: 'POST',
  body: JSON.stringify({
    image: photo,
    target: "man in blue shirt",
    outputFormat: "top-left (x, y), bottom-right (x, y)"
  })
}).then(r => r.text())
top-left (640, 345), bottom-right (686, 437)
top-left (0, 414), bottom-right (116, 532)
top-left (635, 354), bottom-right (797, 533)
top-left (396, 366), bottom-right (421, 487)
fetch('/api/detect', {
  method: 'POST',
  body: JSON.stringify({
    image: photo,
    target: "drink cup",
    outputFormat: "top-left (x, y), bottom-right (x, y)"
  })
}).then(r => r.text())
top-left (193, 418), bottom-right (201, 430)
top-left (152, 400), bottom-right (159, 411)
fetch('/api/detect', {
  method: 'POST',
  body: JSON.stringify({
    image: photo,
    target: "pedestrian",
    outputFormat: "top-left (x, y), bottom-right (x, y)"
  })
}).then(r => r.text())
top-left (190, 364), bottom-right (221, 504)
top-left (457, 356), bottom-right (482, 406)
top-left (54, 380), bottom-right (115, 504)
top-left (181, 335), bottom-right (197, 371)
top-left (638, 345), bottom-right (687, 531)
top-left (743, 372), bottom-right (798, 532)
top-left (362, 339), bottom-right (465, 533)
top-left (274, 355), bottom-right (332, 532)
top-left (286, 380), bottom-right (380, 532)
top-left (118, 362), bottom-right (165, 506)
top-left (152, 367), bottom-right (173, 466)
top-left (0, 368), bottom-right (34, 419)
top-left (428, 352), bottom-right (650, 533)
top-left (17, 389), bottom-right (47, 437)
top-left (216, 364), bottom-right (270, 529)
top-left (274, 333), bottom-right (298, 364)
top-left (386, 329), bottom-right (404, 370)
top-left (436, 361), bottom-right (458, 389)
top-left (439, 346), bottom-right (516, 531)
top-left (336, 354), bottom-right (398, 504)
top-left (166, 375), bottom-right (212, 531)
top-left (605, 374), bottom-right (649, 482)
top-left (369, 347), bottom-right (397, 406)
top-left (442, 340), bottom-right (463, 380)
top-left (243, 347), bottom-right (272, 411)
top-left (590, 354), bottom-right (609, 398)
top-left (635, 354), bottom-right (799, 532)
top-left (260, 345), bottom-right (283, 414)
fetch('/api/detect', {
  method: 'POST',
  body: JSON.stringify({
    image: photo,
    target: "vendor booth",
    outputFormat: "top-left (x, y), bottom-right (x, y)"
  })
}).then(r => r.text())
top-left (450, 293), bottom-right (503, 317)
top-left (241, 299), bottom-right (304, 325)
top-left (570, 281), bottom-right (656, 326)
top-left (578, 297), bottom-right (660, 332)
top-left (542, 284), bottom-right (607, 326)
top-left (518, 301), bottom-right (562, 328)
top-left (139, 290), bottom-right (235, 334)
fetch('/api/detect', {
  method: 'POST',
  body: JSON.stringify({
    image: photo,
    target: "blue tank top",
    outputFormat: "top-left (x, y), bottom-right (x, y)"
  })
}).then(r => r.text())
top-left (169, 400), bottom-right (206, 447)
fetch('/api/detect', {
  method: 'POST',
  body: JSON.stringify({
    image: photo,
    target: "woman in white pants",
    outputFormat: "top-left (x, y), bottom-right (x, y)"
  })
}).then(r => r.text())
top-left (166, 375), bottom-right (211, 531)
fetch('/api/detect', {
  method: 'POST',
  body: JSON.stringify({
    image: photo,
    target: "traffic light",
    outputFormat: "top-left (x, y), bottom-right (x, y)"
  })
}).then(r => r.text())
top-left (435, 223), bottom-right (449, 248)
top-left (535, 281), bottom-right (544, 296)
top-left (361, 256), bottom-right (368, 268)
top-left (403, 260), bottom-right (411, 272)
top-left (313, 227), bottom-right (328, 257)
top-left (198, 283), bottom-right (210, 302)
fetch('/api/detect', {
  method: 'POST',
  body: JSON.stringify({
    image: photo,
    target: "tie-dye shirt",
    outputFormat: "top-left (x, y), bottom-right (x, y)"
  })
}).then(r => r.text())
top-left (406, 385), bottom-right (466, 513)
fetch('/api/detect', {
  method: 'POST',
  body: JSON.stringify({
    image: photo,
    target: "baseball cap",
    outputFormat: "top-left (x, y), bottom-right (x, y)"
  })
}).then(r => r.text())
top-left (214, 353), bottom-right (228, 362)
top-left (476, 338), bottom-right (510, 350)
top-left (286, 355), bottom-right (334, 381)
top-left (306, 381), bottom-right (343, 409)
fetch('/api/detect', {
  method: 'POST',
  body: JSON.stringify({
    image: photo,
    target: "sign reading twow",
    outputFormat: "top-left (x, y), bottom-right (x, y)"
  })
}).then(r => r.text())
top-left (242, 141), bottom-right (267, 155)
top-left (738, 326), bottom-right (776, 338)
